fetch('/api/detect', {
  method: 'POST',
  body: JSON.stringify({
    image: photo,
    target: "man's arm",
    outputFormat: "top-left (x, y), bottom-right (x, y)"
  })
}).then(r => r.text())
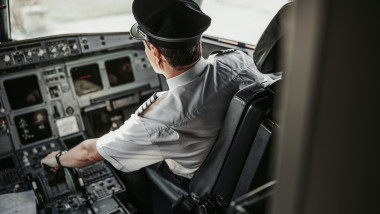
top-left (41, 138), bottom-right (104, 168)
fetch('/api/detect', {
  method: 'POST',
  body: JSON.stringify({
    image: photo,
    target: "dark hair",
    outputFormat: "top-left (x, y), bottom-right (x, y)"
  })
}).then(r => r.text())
top-left (146, 41), bottom-right (202, 69)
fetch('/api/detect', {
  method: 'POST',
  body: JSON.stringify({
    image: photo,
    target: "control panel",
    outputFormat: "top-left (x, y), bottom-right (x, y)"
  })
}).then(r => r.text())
top-left (79, 162), bottom-right (124, 199)
top-left (46, 38), bottom-right (80, 59)
top-left (0, 155), bottom-right (29, 194)
top-left (0, 43), bottom-right (49, 69)
top-left (11, 139), bottom-right (130, 214)
top-left (16, 140), bottom-right (61, 171)
top-left (0, 33), bottom-right (141, 72)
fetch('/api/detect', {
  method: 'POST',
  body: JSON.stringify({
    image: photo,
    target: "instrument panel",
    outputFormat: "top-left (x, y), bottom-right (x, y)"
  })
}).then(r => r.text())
top-left (0, 32), bottom-right (162, 214)
top-left (0, 32), bottom-right (251, 214)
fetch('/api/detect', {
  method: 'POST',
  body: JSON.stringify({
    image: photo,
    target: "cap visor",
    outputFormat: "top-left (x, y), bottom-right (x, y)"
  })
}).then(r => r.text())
top-left (130, 23), bottom-right (145, 40)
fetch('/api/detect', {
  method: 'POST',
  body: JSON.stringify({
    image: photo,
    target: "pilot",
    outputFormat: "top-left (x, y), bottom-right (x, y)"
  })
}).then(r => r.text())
top-left (41, 0), bottom-right (268, 212)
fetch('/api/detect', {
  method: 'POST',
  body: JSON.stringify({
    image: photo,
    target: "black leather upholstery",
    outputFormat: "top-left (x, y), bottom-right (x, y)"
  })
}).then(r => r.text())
top-left (190, 82), bottom-right (266, 200)
top-left (253, 2), bottom-right (294, 74)
top-left (199, 81), bottom-right (279, 204)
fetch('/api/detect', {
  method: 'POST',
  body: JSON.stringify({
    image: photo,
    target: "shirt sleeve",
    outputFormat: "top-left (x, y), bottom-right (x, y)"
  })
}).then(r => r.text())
top-left (96, 114), bottom-right (164, 172)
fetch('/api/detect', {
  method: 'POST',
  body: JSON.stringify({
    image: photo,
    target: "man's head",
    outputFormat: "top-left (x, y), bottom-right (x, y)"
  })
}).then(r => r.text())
top-left (130, 0), bottom-right (211, 74)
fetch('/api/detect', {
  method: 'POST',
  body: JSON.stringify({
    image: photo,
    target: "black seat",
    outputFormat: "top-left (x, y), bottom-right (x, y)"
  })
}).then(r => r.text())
top-left (145, 3), bottom-right (293, 213)
top-left (146, 81), bottom-right (275, 212)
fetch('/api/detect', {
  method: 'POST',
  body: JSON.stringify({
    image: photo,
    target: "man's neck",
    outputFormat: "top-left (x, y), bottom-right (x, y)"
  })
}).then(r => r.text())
top-left (163, 59), bottom-right (199, 79)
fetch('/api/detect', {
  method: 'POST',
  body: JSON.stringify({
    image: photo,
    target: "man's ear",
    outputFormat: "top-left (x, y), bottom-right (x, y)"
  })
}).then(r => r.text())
top-left (151, 44), bottom-right (162, 66)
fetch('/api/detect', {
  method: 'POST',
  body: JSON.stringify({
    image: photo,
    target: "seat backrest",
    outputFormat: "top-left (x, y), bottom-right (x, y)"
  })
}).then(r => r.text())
top-left (189, 80), bottom-right (279, 204)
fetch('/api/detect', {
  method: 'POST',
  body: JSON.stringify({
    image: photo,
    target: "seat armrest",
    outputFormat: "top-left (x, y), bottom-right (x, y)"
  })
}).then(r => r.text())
top-left (145, 167), bottom-right (188, 203)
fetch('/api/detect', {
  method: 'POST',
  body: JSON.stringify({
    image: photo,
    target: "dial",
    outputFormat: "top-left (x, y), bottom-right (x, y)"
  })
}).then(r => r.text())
top-left (2, 54), bottom-right (11, 62)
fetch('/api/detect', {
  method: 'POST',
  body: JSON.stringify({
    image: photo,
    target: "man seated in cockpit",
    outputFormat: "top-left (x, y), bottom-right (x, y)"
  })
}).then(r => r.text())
top-left (41, 0), bottom-right (268, 212)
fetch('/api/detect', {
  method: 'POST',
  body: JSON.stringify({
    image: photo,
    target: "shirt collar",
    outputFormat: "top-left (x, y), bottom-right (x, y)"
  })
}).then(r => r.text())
top-left (166, 57), bottom-right (208, 90)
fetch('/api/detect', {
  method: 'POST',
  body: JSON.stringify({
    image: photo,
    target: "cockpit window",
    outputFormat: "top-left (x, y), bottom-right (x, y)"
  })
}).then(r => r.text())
top-left (10, 0), bottom-right (134, 40)
top-left (10, 0), bottom-right (288, 45)
top-left (202, 0), bottom-right (289, 44)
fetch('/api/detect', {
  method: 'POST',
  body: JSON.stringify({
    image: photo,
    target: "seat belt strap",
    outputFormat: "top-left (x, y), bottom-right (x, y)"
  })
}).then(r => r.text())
top-left (231, 120), bottom-right (273, 200)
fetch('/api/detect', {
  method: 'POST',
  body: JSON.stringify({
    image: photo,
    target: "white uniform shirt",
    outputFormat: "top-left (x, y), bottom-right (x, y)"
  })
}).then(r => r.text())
top-left (96, 51), bottom-right (269, 178)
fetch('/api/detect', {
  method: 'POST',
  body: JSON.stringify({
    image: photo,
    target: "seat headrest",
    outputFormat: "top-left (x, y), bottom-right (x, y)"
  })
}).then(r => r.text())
top-left (253, 2), bottom-right (294, 74)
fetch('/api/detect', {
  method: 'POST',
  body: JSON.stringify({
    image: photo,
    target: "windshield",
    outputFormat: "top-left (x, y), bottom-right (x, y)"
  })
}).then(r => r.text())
top-left (10, 0), bottom-right (288, 45)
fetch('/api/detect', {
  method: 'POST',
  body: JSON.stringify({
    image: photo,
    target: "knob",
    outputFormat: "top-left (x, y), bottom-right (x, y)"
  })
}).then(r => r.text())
top-left (3, 55), bottom-right (10, 62)
top-left (65, 106), bottom-right (75, 115)
top-left (26, 51), bottom-right (32, 57)
top-left (32, 148), bottom-right (38, 154)
top-left (50, 47), bottom-right (57, 54)
top-left (41, 146), bottom-right (47, 151)
top-left (61, 46), bottom-right (67, 51)
top-left (72, 44), bottom-right (78, 50)
top-left (14, 184), bottom-right (21, 192)
top-left (37, 49), bottom-right (44, 56)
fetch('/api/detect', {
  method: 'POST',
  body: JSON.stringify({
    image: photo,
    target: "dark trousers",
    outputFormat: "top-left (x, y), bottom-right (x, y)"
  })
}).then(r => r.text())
top-left (120, 162), bottom-right (190, 214)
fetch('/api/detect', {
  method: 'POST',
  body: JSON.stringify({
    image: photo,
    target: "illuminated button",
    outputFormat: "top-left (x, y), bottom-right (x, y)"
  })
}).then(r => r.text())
top-left (50, 47), bottom-right (57, 54)
top-left (37, 49), bottom-right (44, 56)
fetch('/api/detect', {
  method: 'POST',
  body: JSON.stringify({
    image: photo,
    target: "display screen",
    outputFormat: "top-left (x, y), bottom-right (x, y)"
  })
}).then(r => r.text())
top-left (105, 57), bottom-right (135, 87)
top-left (71, 64), bottom-right (103, 96)
top-left (0, 156), bottom-right (15, 170)
top-left (14, 109), bottom-right (52, 145)
top-left (4, 75), bottom-right (43, 110)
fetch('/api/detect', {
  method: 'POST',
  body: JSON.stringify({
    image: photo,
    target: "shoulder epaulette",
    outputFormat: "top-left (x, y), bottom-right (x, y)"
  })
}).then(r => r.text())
top-left (210, 49), bottom-right (237, 56)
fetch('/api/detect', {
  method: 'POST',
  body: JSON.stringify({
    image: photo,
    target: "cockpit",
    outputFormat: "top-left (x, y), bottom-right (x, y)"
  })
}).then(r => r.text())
top-left (1, 0), bottom-right (378, 214)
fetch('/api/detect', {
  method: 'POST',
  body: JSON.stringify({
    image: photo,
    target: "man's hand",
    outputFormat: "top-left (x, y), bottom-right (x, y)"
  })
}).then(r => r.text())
top-left (41, 151), bottom-right (60, 169)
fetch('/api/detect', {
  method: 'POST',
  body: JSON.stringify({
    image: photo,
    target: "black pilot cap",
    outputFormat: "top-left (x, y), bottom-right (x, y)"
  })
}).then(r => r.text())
top-left (130, 0), bottom-right (211, 49)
